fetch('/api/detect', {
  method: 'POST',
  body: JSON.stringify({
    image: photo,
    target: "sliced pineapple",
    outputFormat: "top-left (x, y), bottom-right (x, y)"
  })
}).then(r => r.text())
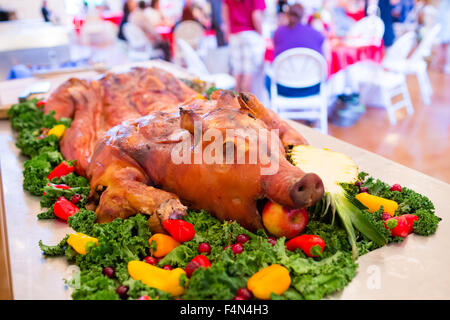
top-left (289, 145), bottom-right (386, 259)
top-left (289, 145), bottom-right (358, 194)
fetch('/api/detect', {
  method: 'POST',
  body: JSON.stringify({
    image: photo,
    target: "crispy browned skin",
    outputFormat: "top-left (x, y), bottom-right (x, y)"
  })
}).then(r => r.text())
top-left (87, 91), bottom-right (324, 231)
top-left (45, 68), bottom-right (324, 232)
top-left (45, 67), bottom-right (198, 176)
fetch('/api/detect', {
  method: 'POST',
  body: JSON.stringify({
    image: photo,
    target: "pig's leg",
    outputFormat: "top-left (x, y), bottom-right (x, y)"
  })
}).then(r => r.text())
top-left (91, 162), bottom-right (187, 233)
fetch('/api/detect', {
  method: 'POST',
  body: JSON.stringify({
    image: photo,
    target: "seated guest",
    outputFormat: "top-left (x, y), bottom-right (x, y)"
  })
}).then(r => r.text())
top-left (266, 4), bottom-right (326, 98)
top-left (273, 4), bottom-right (325, 58)
top-left (145, 0), bottom-right (166, 27)
top-left (129, 1), bottom-right (171, 61)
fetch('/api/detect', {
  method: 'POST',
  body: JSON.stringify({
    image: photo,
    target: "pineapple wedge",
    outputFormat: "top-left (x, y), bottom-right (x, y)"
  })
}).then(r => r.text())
top-left (289, 145), bottom-right (386, 258)
top-left (289, 145), bottom-right (358, 194)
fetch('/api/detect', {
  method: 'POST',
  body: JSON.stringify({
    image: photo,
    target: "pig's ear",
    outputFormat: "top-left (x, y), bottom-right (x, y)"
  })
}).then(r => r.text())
top-left (238, 92), bottom-right (263, 118)
top-left (179, 108), bottom-right (203, 135)
top-left (216, 90), bottom-right (241, 109)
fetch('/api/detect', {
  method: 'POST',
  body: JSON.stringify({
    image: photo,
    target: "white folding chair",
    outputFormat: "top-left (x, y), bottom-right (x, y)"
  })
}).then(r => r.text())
top-left (352, 31), bottom-right (416, 125)
top-left (123, 23), bottom-right (154, 61)
top-left (345, 15), bottom-right (385, 47)
top-left (173, 20), bottom-right (205, 65)
top-left (269, 48), bottom-right (328, 134)
top-left (176, 38), bottom-right (236, 90)
top-left (383, 24), bottom-right (441, 105)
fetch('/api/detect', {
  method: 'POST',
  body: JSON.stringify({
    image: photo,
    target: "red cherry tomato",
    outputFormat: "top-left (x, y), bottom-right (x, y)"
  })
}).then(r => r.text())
top-left (36, 100), bottom-right (46, 109)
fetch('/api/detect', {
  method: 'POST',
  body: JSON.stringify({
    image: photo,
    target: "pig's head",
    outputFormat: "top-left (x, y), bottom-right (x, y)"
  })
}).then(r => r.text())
top-left (176, 92), bottom-right (324, 237)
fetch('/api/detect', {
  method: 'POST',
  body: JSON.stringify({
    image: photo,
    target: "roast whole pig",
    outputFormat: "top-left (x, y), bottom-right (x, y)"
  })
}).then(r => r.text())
top-left (85, 90), bottom-right (324, 232)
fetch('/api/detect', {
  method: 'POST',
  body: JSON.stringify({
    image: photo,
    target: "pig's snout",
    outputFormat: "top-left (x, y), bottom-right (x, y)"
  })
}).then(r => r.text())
top-left (290, 173), bottom-right (324, 208)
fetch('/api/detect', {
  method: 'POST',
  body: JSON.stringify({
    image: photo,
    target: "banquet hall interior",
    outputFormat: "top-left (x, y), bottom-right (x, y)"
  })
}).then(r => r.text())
top-left (0, 0), bottom-right (448, 183)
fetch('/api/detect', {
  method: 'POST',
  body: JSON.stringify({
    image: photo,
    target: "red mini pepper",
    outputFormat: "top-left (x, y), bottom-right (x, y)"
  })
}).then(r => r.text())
top-left (385, 214), bottom-right (418, 237)
top-left (43, 183), bottom-right (70, 195)
top-left (53, 196), bottom-right (79, 221)
top-left (286, 234), bottom-right (325, 257)
top-left (47, 161), bottom-right (74, 181)
top-left (162, 219), bottom-right (195, 242)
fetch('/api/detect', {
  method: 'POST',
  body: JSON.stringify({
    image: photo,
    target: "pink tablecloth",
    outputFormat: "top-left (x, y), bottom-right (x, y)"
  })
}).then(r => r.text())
top-left (73, 12), bottom-right (123, 35)
top-left (264, 38), bottom-right (384, 77)
top-left (328, 40), bottom-right (384, 76)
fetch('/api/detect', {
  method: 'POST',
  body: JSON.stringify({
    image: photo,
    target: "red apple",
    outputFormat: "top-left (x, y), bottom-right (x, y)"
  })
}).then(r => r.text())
top-left (262, 200), bottom-right (308, 239)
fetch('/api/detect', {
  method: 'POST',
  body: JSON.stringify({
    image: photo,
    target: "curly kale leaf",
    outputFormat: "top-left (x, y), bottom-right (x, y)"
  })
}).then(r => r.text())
top-left (39, 235), bottom-right (69, 256)
top-left (68, 209), bottom-right (97, 235)
top-left (413, 208), bottom-right (441, 236)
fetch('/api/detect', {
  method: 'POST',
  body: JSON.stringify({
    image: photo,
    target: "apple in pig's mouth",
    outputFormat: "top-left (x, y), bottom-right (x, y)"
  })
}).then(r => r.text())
top-left (262, 200), bottom-right (308, 239)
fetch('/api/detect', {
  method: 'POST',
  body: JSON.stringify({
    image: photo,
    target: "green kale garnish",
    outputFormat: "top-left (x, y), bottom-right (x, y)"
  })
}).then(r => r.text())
top-left (39, 235), bottom-right (69, 256)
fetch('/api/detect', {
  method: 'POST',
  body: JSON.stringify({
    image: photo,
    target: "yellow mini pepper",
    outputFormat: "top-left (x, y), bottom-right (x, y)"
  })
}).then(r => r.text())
top-left (67, 232), bottom-right (98, 255)
top-left (247, 264), bottom-right (291, 300)
top-left (149, 233), bottom-right (180, 258)
top-left (355, 192), bottom-right (398, 216)
top-left (128, 260), bottom-right (186, 296)
top-left (47, 124), bottom-right (66, 140)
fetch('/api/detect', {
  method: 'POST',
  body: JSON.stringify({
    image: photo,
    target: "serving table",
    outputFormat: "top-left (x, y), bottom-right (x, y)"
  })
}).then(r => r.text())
top-left (0, 63), bottom-right (449, 300)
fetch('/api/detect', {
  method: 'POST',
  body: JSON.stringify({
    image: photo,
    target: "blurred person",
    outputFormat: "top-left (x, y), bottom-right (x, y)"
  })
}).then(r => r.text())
top-left (145, 0), bottom-right (166, 26)
top-left (209, 0), bottom-right (226, 46)
top-left (266, 4), bottom-right (326, 98)
top-left (273, 4), bottom-right (326, 57)
top-left (118, 0), bottom-right (136, 41)
top-left (223, 0), bottom-right (266, 92)
top-left (178, 0), bottom-right (209, 28)
top-left (129, 0), bottom-right (171, 60)
top-left (325, 0), bottom-right (356, 36)
top-left (365, 0), bottom-right (401, 47)
top-left (41, 0), bottom-right (51, 22)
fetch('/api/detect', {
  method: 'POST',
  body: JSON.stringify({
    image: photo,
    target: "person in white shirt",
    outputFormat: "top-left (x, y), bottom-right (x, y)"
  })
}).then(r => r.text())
top-left (129, 1), bottom-right (171, 60)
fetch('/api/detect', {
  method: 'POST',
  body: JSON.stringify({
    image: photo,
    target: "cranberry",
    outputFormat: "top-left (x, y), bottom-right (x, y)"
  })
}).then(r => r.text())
top-left (163, 265), bottom-right (173, 270)
top-left (381, 212), bottom-right (392, 221)
top-left (143, 256), bottom-right (157, 265)
top-left (267, 237), bottom-right (277, 246)
top-left (116, 285), bottom-right (129, 299)
top-left (231, 243), bottom-right (244, 255)
top-left (390, 184), bottom-right (402, 192)
top-left (71, 194), bottom-right (82, 204)
top-left (236, 288), bottom-right (253, 300)
top-left (236, 234), bottom-right (250, 244)
top-left (102, 266), bottom-right (115, 278)
top-left (198, 242), bottom-right (211, 254)
top-left (232, 296), bottom-right (245, 300)
top-left (185, 261), bottom-right (200, 278)
top-left (359, 187), bottom-right (369, 193)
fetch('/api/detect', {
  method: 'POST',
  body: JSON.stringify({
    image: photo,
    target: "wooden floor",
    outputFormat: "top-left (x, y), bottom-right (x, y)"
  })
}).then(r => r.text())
top-left (328, 68), bottom-right (450, 183)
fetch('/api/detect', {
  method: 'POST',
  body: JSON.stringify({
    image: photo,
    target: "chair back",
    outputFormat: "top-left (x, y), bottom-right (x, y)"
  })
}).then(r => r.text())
top-left (271, 48), bottom-right (327, 89)
top-left (385, 31), bottom-right (417, 61)
top-left (270, 48), bottom-right (328, 134)
top-left (123, 23), bottom-right (150, 49)
top-left (410, 23), bottom-right (441, 60)
top-left (173, 20), bottom-right (205, 49)
top-left (345, 15), bottom-right (385, 47)
top-left (176, 38), bottom-right (209, 76)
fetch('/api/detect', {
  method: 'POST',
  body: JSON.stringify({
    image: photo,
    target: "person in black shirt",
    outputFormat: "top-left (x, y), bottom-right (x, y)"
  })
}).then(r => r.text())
top-left (41, 0), bottom-right (50, 22)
